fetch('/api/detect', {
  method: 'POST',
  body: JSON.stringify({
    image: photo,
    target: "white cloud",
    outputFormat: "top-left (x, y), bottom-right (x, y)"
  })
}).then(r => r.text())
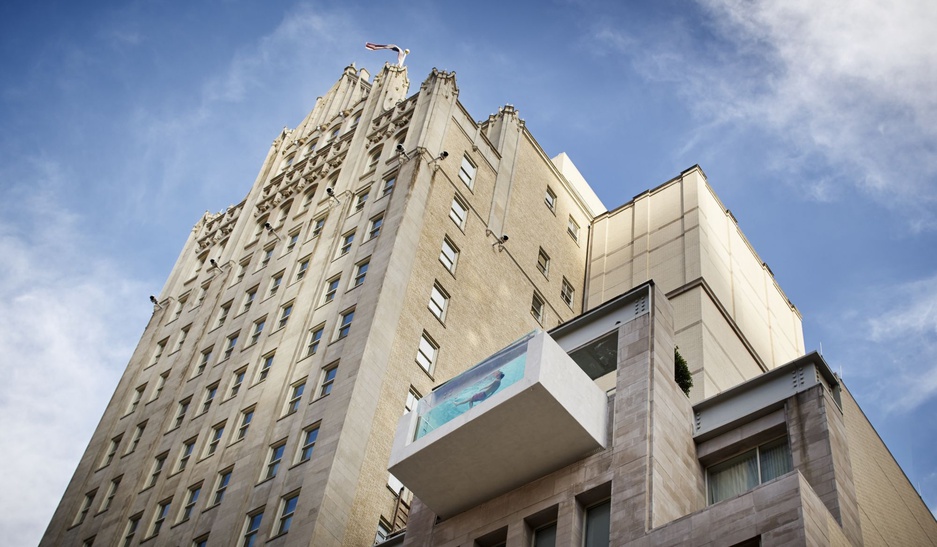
top-left (0, 158), bottom-right (150, 546)
top-left (707, 0), bottom-right (937, 226)
top-left (596, 1), bottom-right (937, 230)
top-left (827, 272), bottom-right (937, 414)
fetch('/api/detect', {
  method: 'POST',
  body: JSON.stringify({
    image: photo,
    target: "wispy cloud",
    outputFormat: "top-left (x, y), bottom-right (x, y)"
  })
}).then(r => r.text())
top-left (592, 0), bottom-right (937, 230)
top-left (826, 272), bottom-right (937, 414)
top-left (0, 157), bottom-right (150, 546)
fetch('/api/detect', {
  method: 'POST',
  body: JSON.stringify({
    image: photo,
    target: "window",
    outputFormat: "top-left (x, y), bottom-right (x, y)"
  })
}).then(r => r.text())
top-left (281, 154), bottom-right (294, 172)
top-left (266, 442), bottom-right (286, 480)
top-left (201, 383), bottom-right (218, 414)
top-left (295, 259), bottom-right (310, 281)
top-left (235, 258), bottom-right (249, 285)
top-left (319, 364), bottom-right (337, 397)
top-left (381, 175), bottom-right (396, 197)
top-left (151, 371), bottom-right (169, 401)
top-left (171, 295), bottom-right (187, 322)
top-left (368, 214), bottom-right (383, 240)
top-left (301, 187), bottom-right (317, 211)
top-left (126, 384), bottom-right (145, 415)
top-left (278, 303), bottom-right (293, 329)
top-left (439, 237), bottom-right (459, 273)
top-left (561, 278), bottom-right (575, 308)
top-left (195, 284), bottom-right (209, 307)
top-left (122, 515), bottom-right (140, 547)
top-left (388, 473), bottom-right (405, 497)
top-left (354, 187), bottom-right (370, 212)
top-left (428, 283), bottom-right (449, 321)
top-left (213, 469), bottom-right (232, 505)
top-left (339, 231), bottom-right (355, 256)
top-left (324, 276), bottom-right (340, 303)
top-left (81, 536), bottom-right (94, 547)
top-left (177, 439), bottom-right (195, 472)
top-left (229, 368), bottom-right (247, 398)
top-left (459, 155), bottom-right (477, 188)
top-left (531, 293), bottom-right (545, 323)
top-left (206, 423), bottom-right (224, 456)
top-left (223, 334), bottom-right (238, 360)
top-left (311, 216), bottom-right (326, 238)
top-left (216, 302), bottom-right (231, 328)
top-left (375, 519), bottom-right (392, 544)
top-left (269, 273), bottom-right (283, 297)
top-left (173, 398), bottom-right (190, 430)
top-left (193, 348), bottom-right (212, 377)
top-left (193, 535), bottom-right (209, 547)
top-left (277, 492), bottom-right (299, 535)
top-left (298, 425), bottom-right (319, 462)
top-left (148, 499), bottom-right (171, 537)
top-left (337, 309), bottom-right (354, 339)
top-left (254, 218), bottom-right (268, 240)
top-left (275, 204), bottom-right (290, 226)
top-left (258, 354), bottom-right (275, 382)
top-left (416, 332), bottom-right (438, 373)
top-left (405, 388), bottom-right (420, 413)
top-left (545, 186), bottom-right (557, 211)
top-left (260, 245), bottom-right (274, 268)
top-left (100, 477), bottom-right (120, 512)
top-left (73, 490), bottom-right (95, 526)
top-left (148, 453), bottom-right (167, 488)
top-left (449, 196), bottom-right (468, 229)
top-left (306, 140), bottom-right (318, 156)
top-left (366, 148), bottom-right (381, 173)
top-left (150, 340), bottom-right (167, 367)
top-left (242, 511), bottom-right (263, 547)
top-left (537, 248), bottom-right (550, 277)
top-left (286, 381), bottom-right (305, 414)
top-left (126, 422), bottom-right (146, 454)
top-left (237, 408), bottom-right (254, 440)
top-left (353, 260), bottom-right (369, 287)
top-left (567, 216), bottom-right (580, 242)
top-left (180, 484), bottom-right (201, 522)
top-left (306, 325), bottom-right (324, 356)
top-left (286, 231), bottom-right (300, 252)
top-left (707, 437), bottom-right (792, 504)
top-left (101, 435), bottom-right (121, 468)
top-left (583, 500), bottom-right (610, 547)
top-left (174, 325), bottom-right (190, 352)
top-left (533, 523), bottom-right (557, 546)
top-left (242, 287), bottom-right (257, 314)
top-left (331, 127), bottom-right (340, 140)
top-left (250, 318), bottom-right (265, 345)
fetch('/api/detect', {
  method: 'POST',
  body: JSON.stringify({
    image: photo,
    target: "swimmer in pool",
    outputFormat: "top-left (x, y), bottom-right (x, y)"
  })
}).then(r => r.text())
top-left (453, 371), bottom-right (505, 408)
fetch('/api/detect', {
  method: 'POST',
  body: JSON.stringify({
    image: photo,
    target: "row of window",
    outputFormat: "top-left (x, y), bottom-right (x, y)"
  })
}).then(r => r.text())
top-left (109, 477), bottom-right (299, 547)
top-left (89, 417), bottom-right (322, 542)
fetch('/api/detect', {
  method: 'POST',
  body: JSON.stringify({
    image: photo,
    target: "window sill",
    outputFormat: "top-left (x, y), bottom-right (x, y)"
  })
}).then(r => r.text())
top-left (255, 476), bottom-right (276, 488)
top-left (267, 530), bottom-right (290, 543)
top-left (288, 459), bottom-right (309, 471)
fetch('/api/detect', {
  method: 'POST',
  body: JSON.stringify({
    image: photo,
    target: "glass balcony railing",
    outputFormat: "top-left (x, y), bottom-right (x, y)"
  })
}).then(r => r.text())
top-left (414, 331), bottom-right (536, 441)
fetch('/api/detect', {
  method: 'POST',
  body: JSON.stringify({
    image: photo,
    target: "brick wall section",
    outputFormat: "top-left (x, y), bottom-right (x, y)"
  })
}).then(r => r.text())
top-left (840, 385), bottom-right (937, 546)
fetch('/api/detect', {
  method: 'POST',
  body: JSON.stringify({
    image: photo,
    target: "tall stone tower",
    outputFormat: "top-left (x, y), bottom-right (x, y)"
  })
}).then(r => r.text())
top-left (41, 62), bottom-right (604, 546)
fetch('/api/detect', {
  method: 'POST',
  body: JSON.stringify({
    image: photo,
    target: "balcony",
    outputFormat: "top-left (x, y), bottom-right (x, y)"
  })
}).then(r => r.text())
top-left (388, 331), bottom-right (608, 518)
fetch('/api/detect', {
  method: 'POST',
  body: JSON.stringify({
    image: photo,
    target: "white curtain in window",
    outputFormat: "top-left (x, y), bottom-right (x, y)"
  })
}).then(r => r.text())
top-left (708, 450), bottom-right (758, 504)
top-left (759, 438), bottom-right (792, 482)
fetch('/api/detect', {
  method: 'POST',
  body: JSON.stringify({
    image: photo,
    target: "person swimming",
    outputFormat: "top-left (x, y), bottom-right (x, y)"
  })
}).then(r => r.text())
top-left (453, 371), bottom-right (505, 408)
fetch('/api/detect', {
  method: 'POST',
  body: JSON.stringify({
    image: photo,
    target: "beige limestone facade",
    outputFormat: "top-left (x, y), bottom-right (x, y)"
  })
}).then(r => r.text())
top-left (41, 63), bottom-right (603, 547)
top-left (42, 61), bottom-right (935, 547)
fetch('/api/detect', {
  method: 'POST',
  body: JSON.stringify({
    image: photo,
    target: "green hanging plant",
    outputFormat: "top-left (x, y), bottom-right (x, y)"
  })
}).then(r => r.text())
top-left (674, 346), bottom-right (693, 397)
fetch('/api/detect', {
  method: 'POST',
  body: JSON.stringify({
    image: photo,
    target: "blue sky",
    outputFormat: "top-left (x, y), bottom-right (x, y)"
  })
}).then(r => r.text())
top-left (2, 0), bottom-right (936, 544)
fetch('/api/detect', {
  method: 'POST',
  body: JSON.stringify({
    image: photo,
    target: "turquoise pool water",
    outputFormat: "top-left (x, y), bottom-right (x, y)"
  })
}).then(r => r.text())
top-left (414, 333), bottom-right (534, 440)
